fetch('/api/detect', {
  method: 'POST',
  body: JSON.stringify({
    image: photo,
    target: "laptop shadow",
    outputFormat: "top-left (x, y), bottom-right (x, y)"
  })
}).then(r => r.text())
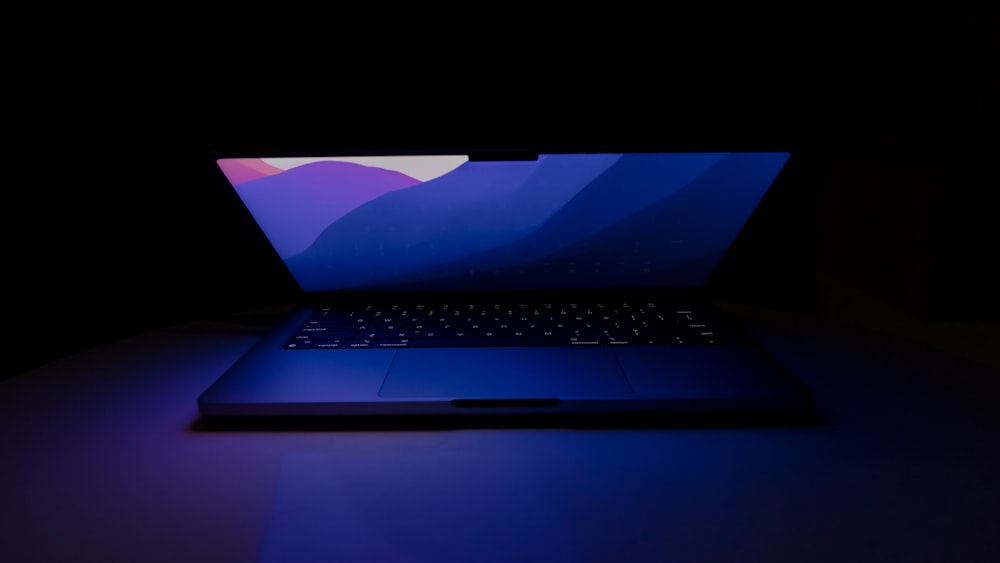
top-left (189, 408), bottom-right (824, 433)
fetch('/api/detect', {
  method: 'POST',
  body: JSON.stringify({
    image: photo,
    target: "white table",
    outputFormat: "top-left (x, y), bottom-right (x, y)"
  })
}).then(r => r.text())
top-left (2, 304), bottom-right (997, 562)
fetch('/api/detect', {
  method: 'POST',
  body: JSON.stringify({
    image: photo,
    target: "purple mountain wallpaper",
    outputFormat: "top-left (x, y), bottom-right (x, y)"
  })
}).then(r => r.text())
top-left (218, 153), bottom-right (790, 292)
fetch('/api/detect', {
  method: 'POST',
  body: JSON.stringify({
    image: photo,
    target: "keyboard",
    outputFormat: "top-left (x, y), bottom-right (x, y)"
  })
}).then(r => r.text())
top-left (284, 301), bottom-right (721, 349)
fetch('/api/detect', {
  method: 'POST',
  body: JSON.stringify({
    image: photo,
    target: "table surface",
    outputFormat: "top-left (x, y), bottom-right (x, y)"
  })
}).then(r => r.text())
top-left (2, 303), bottom-right (998, 563)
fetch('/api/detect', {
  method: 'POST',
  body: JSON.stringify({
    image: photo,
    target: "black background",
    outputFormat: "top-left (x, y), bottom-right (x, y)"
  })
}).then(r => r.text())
top-left (7, 14), bottom-right (997, 380)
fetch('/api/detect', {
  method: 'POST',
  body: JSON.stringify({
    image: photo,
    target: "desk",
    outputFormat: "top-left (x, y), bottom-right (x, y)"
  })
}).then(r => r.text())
top-left (2, 305), bottom-right (997, 562)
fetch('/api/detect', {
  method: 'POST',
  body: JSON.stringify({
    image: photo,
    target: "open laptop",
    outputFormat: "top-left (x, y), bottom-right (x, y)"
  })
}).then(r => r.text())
top-left (197, 150), bottom-right (814, 421)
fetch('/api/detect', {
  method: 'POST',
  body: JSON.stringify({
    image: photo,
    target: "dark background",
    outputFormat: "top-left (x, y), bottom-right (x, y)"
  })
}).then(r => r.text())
top-left (7, 14), bottom-right (997, 380)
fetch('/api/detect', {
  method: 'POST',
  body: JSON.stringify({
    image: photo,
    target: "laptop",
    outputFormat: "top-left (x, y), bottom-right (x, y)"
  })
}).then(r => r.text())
top-left (197, 150), bottom-right (814, 421)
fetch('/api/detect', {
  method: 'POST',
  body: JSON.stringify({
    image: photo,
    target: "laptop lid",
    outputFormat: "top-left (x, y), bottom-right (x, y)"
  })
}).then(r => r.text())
top-left (215, 151), bottom-right (790, 296)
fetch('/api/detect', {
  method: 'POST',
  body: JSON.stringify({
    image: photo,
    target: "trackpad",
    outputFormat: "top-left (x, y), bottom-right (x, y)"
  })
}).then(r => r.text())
top-left (379, 348), bottom-right (633, 398)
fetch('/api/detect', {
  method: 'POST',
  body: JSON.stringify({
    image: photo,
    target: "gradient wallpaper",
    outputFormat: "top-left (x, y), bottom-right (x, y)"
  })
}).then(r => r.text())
top-left (217, 153), bottom-right (790, 292)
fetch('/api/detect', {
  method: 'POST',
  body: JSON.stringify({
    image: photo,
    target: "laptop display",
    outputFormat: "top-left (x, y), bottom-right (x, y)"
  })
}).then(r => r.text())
top-left (216, 152), bottom-right (789, 292)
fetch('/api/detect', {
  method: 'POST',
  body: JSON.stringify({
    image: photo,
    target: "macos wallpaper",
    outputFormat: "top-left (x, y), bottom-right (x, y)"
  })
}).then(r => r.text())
top-left (217, 153), bottom-right (789, 292)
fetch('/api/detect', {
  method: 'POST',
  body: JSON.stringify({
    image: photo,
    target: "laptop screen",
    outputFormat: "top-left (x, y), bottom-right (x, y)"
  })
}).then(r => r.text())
top-left (217, 152), bottom-right (789, 293)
